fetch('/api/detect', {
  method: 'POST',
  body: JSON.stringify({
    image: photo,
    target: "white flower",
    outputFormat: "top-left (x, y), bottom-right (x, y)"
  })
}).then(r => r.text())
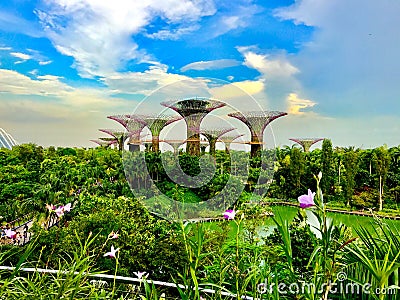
top-left (104, 245), bottom-right (119, 258)
top-left (133, 271), bottom-right (148, 279)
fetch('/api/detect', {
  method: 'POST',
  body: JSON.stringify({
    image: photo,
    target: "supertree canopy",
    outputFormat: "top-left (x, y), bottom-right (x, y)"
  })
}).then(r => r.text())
top-left (108, 114), bottom-right (147, 152)
top-left (289, 138), bottom-right (324, 152)
top-left (99, 129), bottom-right (127, 151)
top-left (107, 115), bottom-right (131, 128)
top-left (99, 137), bottom-right (119, 149)
top-left (199, 127), bottom-right (235, 156)
top-left (90, 139), bottom-right (113, 147)
top-left (130, 114), bottom-right (181, 152)
top-left (218, 133), bottom-right (245, 152)
top-left (228, 111), bottom-right (287, 157)
top-left (161, 97), bottom-right (226, 156)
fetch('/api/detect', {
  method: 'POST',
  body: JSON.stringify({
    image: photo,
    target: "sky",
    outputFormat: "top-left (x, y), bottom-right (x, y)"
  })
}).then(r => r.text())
top-left (1, 0), bottom-right (400, 150)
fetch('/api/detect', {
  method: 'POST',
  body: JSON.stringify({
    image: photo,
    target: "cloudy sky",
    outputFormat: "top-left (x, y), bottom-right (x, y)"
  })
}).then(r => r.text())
top-left (0, 0), bottom-right (399, 149)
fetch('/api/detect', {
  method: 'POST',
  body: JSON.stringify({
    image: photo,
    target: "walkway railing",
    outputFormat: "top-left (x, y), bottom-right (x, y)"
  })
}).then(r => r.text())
top-left (4, 212), bottom-right (33, 229)
top-left (0, 266), bottom-right (256, 299)
top-left (261, 201), bottom-right (400, 220)
top-left (2, 210), bottom-right (70, 246)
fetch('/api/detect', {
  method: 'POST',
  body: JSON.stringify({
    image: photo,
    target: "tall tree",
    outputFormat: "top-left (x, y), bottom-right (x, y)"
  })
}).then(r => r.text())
top-left (321, 139), bottom-right (334, 195)
top-left (343, 147), bottom-right (359, 206)
top-left (373, 146), bottom-right (391, 211)
top-left (288, 147), bottom-right (305, 198)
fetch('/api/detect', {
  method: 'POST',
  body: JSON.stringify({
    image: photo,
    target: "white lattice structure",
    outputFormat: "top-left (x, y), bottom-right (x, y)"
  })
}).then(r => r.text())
top-left (0, 128), bottom-right (18, 150)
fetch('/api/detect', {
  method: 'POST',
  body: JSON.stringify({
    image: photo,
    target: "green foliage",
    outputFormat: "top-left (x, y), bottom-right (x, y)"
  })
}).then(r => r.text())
top-left (342, 148), bottom-right (360, 206)
top-left (266, 211), bottom-right (315, 275)
top-left (2, 143), bottom-right (400, 299)
top-left (373, 146), bottom-right (391, 210)
top-left (28, 195), bottom-right (185, 281)
top-left (351, 190), bottom-right (376, 209)
top-left (0, 233), bottom-right (115, 299)
top-left (321, 139), bottom-right (335, 195)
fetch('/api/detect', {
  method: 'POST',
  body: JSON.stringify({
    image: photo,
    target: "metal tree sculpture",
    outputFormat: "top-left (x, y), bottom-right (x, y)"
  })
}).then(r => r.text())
top-left (90, 139), bottom-right (112, 148)
top-left (228, 111), bottom-right (287, 157)
top-left (0, 128), bottom-right (18, 149)
top-left (161, 97), bottom-right (226, 156)
top-left (200, 127), bottom-right (235, 156)
top-left (289, 138), bottom-right (324, 152)
top-left (130, 115), bottom-right (181, 152)
top-left (164, 140), bottom-right (185, 154)
top-left (218, 133), bottom-right (245, 152)
top-left (99, 137), bottom-right (119, 149)
top-left (108, 115), bottom-right (147, 152)
top-left (98, 129), bottom-right (127, 151)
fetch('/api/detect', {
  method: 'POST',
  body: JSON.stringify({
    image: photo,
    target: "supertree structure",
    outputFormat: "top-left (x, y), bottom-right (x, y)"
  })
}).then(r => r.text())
top-left (99, 137), bottom-right (119, 149)
top-left (218, 133), bottom-right (245, 152)
top-left (0, 128), bottom-right (18, 149)
top-left (228, 111), bottom-right (287, 157)
top-left (200, 137), bottom-right (209, 154)
top-left (107, 114), bottom-right (131, 128)
top-left (289, 138), bottom-right (324, 152)
top-left (161, 97), bottom-right (226, 156)
top-left (107, 115), bottom-right (147, 152)
top-left (130, 114), bottom-right (181, 152)
top-left (141, 138), bottom-right (153, 152)
top-left (199, 127), bottom-right (235, 156)
top-left (99, 129), bottom-right (127, 151)
top-left (90, 139), bottom-right (112, 148)
top-left (164, 140), bottom-right (185, 154)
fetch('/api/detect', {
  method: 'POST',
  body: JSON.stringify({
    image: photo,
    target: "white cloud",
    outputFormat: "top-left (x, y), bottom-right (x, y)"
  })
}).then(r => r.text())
top-left (145, 25), bottom-right (199, 40)
top-left (274, 0), bottom-right (335, 27)
top-left (0, 69), bottom-right (71, 96)
top-left (275, 0), bottom-right (400, 117)
top-left (8, 49), bottom-right (52, 66)
top-left (39, 60), bottom-right (53, 65)
top-left (10, 52), bottom-right (32, 60)
top-left (207, 4), bottom-right (261, 38)
top-left (0, 68), bottom-right (134, 147)
top-left (181, 59), bottom-right (240, 72)
top-left (102, 67), bottom-right (205, 96)
top-left (236, 46), bottom-right (306, 111)
top-left (0, 69), bottom-right (131, 109)
top-left (36, 0), bottom-right (216, 77)
top-left (211, 80), bottom-right (264, 98)
top-left (287, 92), bottom-right (316, 115)
top-left (238, 48), bottom-right (299, 78)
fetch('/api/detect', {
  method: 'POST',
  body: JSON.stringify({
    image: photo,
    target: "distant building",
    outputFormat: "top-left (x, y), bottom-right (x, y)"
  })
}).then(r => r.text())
top-left (0, 128), bottom-right (18, 149)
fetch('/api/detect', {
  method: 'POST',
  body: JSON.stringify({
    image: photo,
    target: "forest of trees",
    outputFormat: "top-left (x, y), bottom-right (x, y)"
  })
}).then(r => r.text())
top-left (1, 141), bottom-right (400, 299)
top-left (1, 140), bottom-right (399, 223)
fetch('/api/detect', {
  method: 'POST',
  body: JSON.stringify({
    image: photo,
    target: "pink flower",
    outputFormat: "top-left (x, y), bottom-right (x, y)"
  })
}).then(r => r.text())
top-left (108, 231), bottom-right (119, 239)
top-left (133, 271), bottom-right (148, 279)
top-left (298, 189), bottom-right (316, 208)
top-left (104, 245), bottom-right (119, 258)
top-left (55, 206), bottom-right (65, 217)
top-left (223, 209), bottom-right (236, 220)
top-left (63, 203), bottom-right (72, 212)
top-left (54, 203), bottom-right (72, 217)
top-left (46, 204), bottom-right (56, 212)
top-left (5, 229), bottom-right (17, 239)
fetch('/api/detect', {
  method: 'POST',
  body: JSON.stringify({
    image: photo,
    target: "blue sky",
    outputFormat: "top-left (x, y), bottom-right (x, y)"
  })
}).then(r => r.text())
top-left (1, 0), bottom-right (400, 149)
